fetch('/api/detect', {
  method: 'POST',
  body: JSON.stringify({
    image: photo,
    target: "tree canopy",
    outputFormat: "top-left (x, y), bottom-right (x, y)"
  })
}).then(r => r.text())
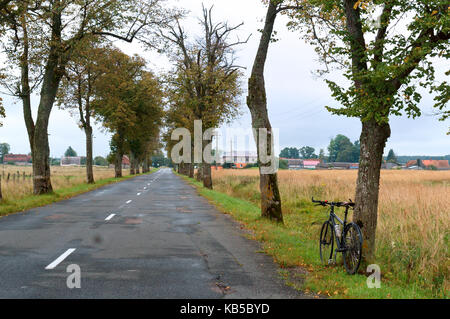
top-left (64, 146), bottom-right (77, 157)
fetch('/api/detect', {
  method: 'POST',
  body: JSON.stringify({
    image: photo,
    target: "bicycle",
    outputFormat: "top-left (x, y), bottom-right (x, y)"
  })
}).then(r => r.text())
top-left (312, 197), bottom-right (363, 275)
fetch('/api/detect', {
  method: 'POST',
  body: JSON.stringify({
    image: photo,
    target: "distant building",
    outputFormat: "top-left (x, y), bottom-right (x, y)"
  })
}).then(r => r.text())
top-left (221, 151), bottom-right (258, 168)
top-left (303, 159), bottom-right (322, 170)
top-left (122, 155), bottom-right (131, 169)
top-left (280, 158), bottom-right (303, 170)
top-left (317, 162), bottom-right (359, 170)
top-left (61, 156), bottom-right (81, 166)
top-left (3, 154), bottom-right (32, 165)
top-left (382, 162), bottom-right (400, 169)
top-left (406, 159), bottom-right (450, 170)
top-left (108, 155), bottom-right (131, 169)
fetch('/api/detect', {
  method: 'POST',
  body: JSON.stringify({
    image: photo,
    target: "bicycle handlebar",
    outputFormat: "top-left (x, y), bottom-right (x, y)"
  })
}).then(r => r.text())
top-left (311, 197), bottom-right (355, 208)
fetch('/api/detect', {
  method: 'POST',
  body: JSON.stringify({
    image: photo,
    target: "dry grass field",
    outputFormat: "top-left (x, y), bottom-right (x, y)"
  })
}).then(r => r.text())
top-left (0, 165), bottom-right (118, 201)
top-left (211, 169), bottom-right (450, 296)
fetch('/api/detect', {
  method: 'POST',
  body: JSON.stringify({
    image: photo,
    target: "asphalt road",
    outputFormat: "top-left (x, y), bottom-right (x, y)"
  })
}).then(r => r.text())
top-left (0, 168), bottom-right (304, 299)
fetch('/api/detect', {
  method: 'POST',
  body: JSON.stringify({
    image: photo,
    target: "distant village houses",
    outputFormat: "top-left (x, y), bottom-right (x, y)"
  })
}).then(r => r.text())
top-left (3, 154), bottom-right (32, 166)
top-left (406, 159), bottom-right (450, 170)
top-left (221, 151), bottom-right (258, 168)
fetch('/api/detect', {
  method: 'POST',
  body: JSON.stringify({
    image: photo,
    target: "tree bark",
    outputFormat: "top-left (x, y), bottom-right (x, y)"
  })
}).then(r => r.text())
top-left (135, 161), bottom-right (140, 174)
top-left (115, 152), bottom-right (123, 178)
top-left (353, 119), bottom-right (391, 262)
top-left (85, 125), bottom-right (94, 184)
top-left (142, 156), bottom-right (149, 173)
top-left (196, 163), bottom-right (203, 181)
top-left (130, 155), bottom-right (136, 175)
top-left (26, 3), bottom-right (66, 195)
top-left (188, 163), bottom-right (194, 178)
top-left (246, 1), bottom-right (283, 222)
top-left (202, 162), bottom-right (212, 189)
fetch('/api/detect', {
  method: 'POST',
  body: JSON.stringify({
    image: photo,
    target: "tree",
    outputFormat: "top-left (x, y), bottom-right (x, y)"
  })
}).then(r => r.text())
top-left (0, 0), bottom-right (175, 194)
top-left (0, 143), bottom-right (10, 163)
top-left (328, 135), bottom-right (353, 162)
top-left (64, 146), bottom-right (77, 157)
top-left (318, 148), bottom-right (326, 162)
top-left (287, 0), bottom-right (449, 261)
top-left (94, 156), bottom-right (108, 167)
top-left (300, 146), bottom-right (316, 159)
top-left (163, 5), bottom-right (245, 189)
top-left (386, 149), bottom-right (398, 163)
top-left (279, 147), bottom-right (300, 158)
top-left (58, 41), bottom-right (110, 184)
top-left (93, 49), bottom-right (146, 178)
top-left (93, 48), bottom-right (163, 178)
top-left (279, 158), bottom-right (289, 169)
top-left (247, 0), bottom-right (302, 223)
top-left (126, 72), bottom-right (164, 175)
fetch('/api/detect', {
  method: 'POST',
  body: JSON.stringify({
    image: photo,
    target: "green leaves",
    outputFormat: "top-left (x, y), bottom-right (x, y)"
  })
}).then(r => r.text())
top-left (286, 0), bottom-right (449, 124)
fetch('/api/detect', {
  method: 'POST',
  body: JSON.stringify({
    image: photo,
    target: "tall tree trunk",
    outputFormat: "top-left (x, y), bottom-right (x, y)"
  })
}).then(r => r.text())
top-left (246, 1), bottom-right (283, 222)
top-left (135, 161), bottom-right (140, 174)
top-left (28, 5), bottom-right (65, 195)
top-left (196, 163), bottom-right (203, 181)
top-left (353, 119), bottom-right (391, 262)
top-left (201, 138), bottom-right (212, 188)
top-left (85, 125), bottom-right (94, 184)
top-left (114, 135), bottom-right (124, 178)
top-left (115, 152), bottom-right (123, 178)
top-left (142, 156), bottom-right (149, 173)
top-left (130, 154), bottom-right (136, 175)
top-left (189, 163), bottom-right (194, 178)
top-left (0, 177), bottom-right (2, 201)
top-left (202, 162), bottom-right (212, 189)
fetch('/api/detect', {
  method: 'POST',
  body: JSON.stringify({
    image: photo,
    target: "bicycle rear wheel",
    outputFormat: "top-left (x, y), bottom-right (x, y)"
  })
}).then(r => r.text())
top-left (319, 221), bottom-right (334, 265)
top-left (342, 223), bottom-right (363, 275)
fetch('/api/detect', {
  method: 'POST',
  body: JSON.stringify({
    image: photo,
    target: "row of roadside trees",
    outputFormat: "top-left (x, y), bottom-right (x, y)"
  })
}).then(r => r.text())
top-left (1, 0), bottom-right (448, 265)
top-left (0, 0), bottom-right (177, 189)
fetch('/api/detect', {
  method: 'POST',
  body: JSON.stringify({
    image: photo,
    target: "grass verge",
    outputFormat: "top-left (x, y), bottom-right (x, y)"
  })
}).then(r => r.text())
top-left (178, 173), bottom-right (445, 299)
top-left (0, 169), bottom-right (156, 217)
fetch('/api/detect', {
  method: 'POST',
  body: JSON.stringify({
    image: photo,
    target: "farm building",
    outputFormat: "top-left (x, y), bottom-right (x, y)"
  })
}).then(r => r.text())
top-left (303, 159), bottom-right (322, 169)
top-left (3, 154), bottom-right (32, 165)
top-left (317, 162), bottom-right (359, 170)
top-left (280, 158), bottom-right (303, 170)
top-left (406, 160), bottom-right (450, 170)
top-left (221, 151), bottom-right (258, 168)
top-left (60, 156), bottom-right (82, 166)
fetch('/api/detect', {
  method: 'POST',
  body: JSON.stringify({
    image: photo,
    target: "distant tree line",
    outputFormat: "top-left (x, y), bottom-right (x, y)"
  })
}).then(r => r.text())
top-left (279, 134), bottom-right (360, 163)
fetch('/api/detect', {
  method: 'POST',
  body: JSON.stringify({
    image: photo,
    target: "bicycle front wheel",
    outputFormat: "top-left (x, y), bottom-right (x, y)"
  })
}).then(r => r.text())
top-left (342, 223), bottom-right (363, 275)
top-left (319, 221), bottom-right (334, 265)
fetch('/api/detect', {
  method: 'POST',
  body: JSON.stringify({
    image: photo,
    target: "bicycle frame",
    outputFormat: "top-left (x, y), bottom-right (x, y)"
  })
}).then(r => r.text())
top-left (327, 205), bottom-right (351, 257)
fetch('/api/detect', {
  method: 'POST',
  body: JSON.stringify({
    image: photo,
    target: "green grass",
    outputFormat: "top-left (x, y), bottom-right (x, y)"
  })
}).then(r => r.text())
top-left (0, 169), bottom-right (157, 217)
top-left (178, 173), bottom-right (445, 299)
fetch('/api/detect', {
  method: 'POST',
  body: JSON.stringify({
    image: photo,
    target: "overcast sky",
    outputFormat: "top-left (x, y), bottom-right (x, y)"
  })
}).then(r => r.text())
top-left (0, 0), bottom-right (448, 158)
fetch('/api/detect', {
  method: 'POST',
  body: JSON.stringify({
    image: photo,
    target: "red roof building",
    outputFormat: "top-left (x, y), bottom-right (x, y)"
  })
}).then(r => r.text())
top-left (406, 159), bottom-right (450, 169)
top-left (3, 154), bottom-right (31, 163)
top-left (303, 160), bottom-right (321, 169)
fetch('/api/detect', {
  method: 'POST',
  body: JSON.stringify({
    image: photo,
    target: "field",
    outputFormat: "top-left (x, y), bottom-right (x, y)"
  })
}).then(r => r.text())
top-left (0, 165), bottom-right (118, 201)
top-left (203, 169), bottom-right (449, 298)
top-left (0, 165), bottom-right (141, 217)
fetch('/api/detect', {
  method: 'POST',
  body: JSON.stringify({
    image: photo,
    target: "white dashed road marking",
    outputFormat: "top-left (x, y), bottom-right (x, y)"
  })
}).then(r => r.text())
top-left (126, 200), bottom-right (132, 204)
top-left (45, 249), bottom-right (76, 270)
top-left (105, 214), bottom-right (116, 221)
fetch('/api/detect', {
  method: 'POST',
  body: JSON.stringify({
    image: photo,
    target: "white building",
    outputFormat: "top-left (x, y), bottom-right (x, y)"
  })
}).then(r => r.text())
top-left (221, 151), bottom-right (258, 165)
